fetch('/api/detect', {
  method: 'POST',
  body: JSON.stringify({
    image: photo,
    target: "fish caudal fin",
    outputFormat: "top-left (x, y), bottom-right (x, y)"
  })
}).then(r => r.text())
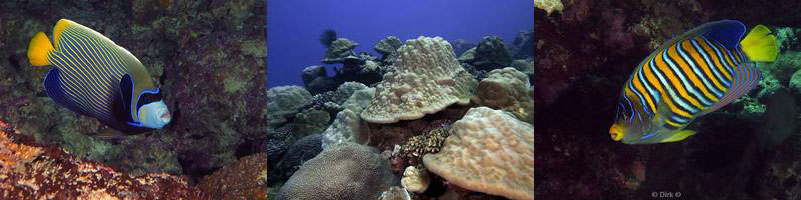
top-left (27, 32), bottom-right (54, 67)
top-left (660, 130), bottom-right (696, 143)
top-left (741, 25), bottom-right (778, 62)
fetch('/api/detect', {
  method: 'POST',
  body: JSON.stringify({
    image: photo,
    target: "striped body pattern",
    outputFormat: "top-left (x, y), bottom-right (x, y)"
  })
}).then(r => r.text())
top-left (46, 24), bottom-right (130, 124)
top-left (610, 20), bottom-right (772, 144)
top-left (27, 19), bottom-right (171, 134)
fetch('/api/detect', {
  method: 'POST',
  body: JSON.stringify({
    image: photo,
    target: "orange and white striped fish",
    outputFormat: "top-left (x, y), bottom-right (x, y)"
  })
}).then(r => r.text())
top-left (609, 20), bottom-right (778, 144)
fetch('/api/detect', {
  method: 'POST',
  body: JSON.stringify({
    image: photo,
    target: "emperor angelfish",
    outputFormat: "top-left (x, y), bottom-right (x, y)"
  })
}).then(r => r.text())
top-left (609, 20), bottom-right (778, 144)
top-left (27, 19), bottom-right (171, 134)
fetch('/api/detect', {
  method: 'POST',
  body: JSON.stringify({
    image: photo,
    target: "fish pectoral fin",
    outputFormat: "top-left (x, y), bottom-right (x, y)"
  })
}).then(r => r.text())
top-left (660, 130), bottom-right (697, 143)
top-left (93, 127), bottom-right (128, 140)
top-left (28, 32), bottom-right (54, 67)
top-left (741, 24), bottom-right (778, 62)
top-left (118, 74), bottom-right (135, 123)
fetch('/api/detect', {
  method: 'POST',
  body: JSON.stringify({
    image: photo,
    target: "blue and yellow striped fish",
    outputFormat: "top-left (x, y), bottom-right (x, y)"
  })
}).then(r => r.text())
top-left (609, 20), bottom-right (778, 144)
top-left (27, 19), bottom-right (171, 134)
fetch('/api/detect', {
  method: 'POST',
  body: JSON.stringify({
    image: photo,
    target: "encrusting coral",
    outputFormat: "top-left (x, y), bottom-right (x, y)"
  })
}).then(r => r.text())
top-left (423, 107), bottom-right (534, 200)
top-left (198, 153), bottom-right (267, 200)
top-left (0, 120), bottom-right (208, 199)
top-left (361, 36), bottom-right (477, 124)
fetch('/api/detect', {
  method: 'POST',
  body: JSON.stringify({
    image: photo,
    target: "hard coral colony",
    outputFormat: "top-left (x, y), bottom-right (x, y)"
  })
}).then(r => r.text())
top-left (268, 28), bottom-right (535, 199)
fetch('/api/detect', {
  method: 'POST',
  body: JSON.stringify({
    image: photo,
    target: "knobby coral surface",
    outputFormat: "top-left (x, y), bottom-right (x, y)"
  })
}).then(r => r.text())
top-left (361, 36), bottom-right (477, 124)
top-left (423, 107), bottom-right (534, 200)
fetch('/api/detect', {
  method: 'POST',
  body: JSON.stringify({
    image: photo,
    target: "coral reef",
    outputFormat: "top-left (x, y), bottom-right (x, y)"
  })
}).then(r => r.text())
top-left (375, 36), bottom-right (403, 63)
top-left (321, 109), bottom-right (364, 149)
top-left (266, 86), bottom-right (314, 133)
top-left (0, 0), bottom-right (267, 186)
top-left (401, 165), bottom-right (430, 193)
top-left (534, 0), bottom-right (564, 15)
top-left (423, 107), bottom-right (534, 200)
top-left (322, 38), bottom-right (358, 64)
top-left (270, 134), bottom-right (324, 183)
top-left (361, 36), bottom-right (478, 124)
top-left (536, 0), bottom-right (801, 198)
top-left (0, 120), bottom-right (208, 199)
top-left (474, 67), bottom-right (534, 123)
top-left (275, 143), bottom-right (397, 200)
top-left (470, 36), bottom-right (512, 72)
top-left (198, 153), bottom-right (267, 200)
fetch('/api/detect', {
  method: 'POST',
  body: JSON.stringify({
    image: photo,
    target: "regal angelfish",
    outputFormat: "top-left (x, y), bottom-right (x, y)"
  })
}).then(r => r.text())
top-left (609, 20), bottom-right (778, 144)
top-left (27, 19), bottom-right (171, 134)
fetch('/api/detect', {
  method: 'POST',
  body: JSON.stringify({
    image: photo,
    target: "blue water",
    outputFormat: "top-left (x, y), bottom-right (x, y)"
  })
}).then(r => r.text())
top-left (266, 0), bottom-right (533, 88)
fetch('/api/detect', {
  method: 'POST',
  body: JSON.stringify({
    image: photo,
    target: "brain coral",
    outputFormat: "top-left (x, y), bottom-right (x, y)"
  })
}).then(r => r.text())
top-left (275, 143), bottom-right (397, 200)
top-left (361, 36), bottom-right (477, 124)
top-left (423, 107), bottom-right (534, 200)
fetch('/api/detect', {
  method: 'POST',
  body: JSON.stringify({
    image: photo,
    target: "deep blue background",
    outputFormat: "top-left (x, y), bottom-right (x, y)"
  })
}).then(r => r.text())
top-left (266, 0), bottom-right (533, 88)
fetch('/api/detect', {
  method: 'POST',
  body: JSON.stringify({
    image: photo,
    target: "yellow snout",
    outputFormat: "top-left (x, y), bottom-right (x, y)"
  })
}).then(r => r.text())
top-left (609, 124), bottom-right (624, 141)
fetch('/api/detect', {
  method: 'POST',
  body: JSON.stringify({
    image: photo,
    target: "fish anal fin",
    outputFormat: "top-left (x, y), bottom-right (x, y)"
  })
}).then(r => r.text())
top-left (660, 130), bottom-right (697, 143)
top-left (44, 68), bottom-right (92, 116)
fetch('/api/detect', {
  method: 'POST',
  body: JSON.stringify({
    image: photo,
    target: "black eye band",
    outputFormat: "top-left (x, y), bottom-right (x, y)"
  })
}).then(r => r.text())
top-left (136, 89), bottom-right (163, 109)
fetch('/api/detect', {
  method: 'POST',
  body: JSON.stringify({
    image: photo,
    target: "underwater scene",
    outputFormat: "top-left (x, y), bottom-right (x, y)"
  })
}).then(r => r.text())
top-left (0, 0), bottom-right (266, 199)
top-left (536, 0), bottom-right (801, 199)
top-left (266, 0), bottom-right (533, 200)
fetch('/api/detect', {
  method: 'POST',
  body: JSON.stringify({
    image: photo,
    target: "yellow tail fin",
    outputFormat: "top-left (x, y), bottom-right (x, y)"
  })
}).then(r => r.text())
top-left (27, 32), bottom-right (54, 67)
top-left (740, 25), bottom-right (778, 62)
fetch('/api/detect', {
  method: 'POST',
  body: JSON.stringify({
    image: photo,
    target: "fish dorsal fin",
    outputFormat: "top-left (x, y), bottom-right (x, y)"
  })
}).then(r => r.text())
top-left (653, 20), bottom-right (746, 53)
top-left (52, 19), bottom-right (73, 49)
top-left (119, 74), bottom-right (136, 123)
top-left (701, 20), bottom-right (747, 48)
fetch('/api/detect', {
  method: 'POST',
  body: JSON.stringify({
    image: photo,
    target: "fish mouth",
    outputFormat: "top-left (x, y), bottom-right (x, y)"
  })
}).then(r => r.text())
top-left (159, 110), bottom-right (171, 122)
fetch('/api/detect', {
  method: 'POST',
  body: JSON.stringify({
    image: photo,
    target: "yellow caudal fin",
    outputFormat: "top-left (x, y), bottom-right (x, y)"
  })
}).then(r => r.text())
top-left (740, 25), bottom-right (778, 62)
top-left (27, 32), bottom-right (54, 67)
top-left (660, 130), bottom-right (697, 143)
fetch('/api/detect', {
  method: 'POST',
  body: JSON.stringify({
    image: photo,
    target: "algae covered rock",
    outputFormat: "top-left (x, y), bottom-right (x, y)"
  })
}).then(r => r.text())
top-left (322, 38), bottom-right (358, 64)
top-left (0, 120), bottom-right (208, 199)
top-left (472, 36), bottom-right (512, 72)
top-left (375, 36), bottom-right (403, 60)
top-left (266, 86), bottom-right (314, 132)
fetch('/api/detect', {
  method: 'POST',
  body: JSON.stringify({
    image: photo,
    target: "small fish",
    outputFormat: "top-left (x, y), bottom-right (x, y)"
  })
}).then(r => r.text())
top-left (609, 20), bottom-right (778, 144)
top-left (27, 19), bottom-right (171, 134)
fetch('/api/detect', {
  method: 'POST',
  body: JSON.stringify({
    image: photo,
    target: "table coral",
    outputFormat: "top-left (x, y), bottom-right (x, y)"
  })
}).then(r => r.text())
top-left (0, 120), bottom-right (208, 199)
top-left (423, 107), bottom-right (534, 200)
top-left (361, 36), bottom-right (477, 124)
